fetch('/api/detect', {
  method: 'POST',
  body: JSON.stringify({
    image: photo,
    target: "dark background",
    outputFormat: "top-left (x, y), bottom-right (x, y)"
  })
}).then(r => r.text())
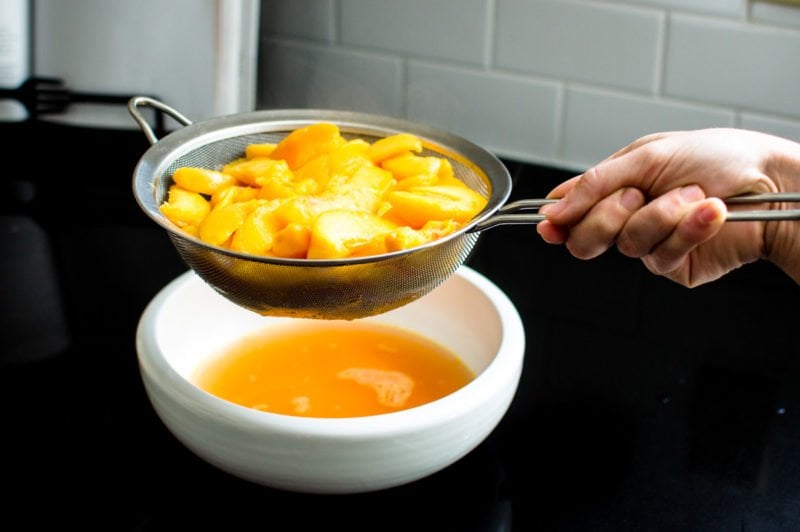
top-left (2, 118), bottom-right (799, 530)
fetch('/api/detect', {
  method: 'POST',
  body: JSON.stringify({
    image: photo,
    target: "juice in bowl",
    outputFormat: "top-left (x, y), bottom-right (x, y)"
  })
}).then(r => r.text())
top-left (135, 265), bottom-right (525, 494)
top-left (194, 320), bottom-right (476, 419)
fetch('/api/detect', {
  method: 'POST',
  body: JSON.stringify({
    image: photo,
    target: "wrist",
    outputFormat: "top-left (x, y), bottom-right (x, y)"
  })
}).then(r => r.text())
top-left (763, 136), bottom-right (800, 283)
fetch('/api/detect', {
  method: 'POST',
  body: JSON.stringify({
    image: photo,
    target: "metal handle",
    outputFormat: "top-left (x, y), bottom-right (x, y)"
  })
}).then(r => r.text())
top-left (721, 192), bottom-right (800, 221)
top-left (128, 96), bottom-right (193, 145)
top-left (473, 193), bottom-right (800, 231)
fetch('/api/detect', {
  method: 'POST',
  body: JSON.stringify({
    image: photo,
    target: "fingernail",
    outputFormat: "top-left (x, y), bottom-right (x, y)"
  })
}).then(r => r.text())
top-left (540, 198), bottom-right (565, 217)
top-left (680, 185), bottom-right (704, 202)
top-left (697, 202), bottom-right (722, 224)
top-left (620, 188), bottom-right (641, 211)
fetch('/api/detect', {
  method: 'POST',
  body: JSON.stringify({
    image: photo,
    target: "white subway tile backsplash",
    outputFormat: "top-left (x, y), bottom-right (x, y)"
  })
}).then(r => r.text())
top-left (622, 0), bottom-right (742, 18)
top-left (406, 62), bottom-right (560, 162)
top-left (258, 39), bottom-right (403, 115)
top-left (339, 0), bottom-right (489, 66)
top-left (751, 1), bottom-right (800, 28)
top-left (664, 14), bottom-right (800, 118)
top-left (255, 1), bottom-right (800, 170)
top-left (563, 87), bottom-right (735, 168)
top-left (740, 113), bottom-right (800, 142)
top-left (259, 0), bottom-right (336, 42)
top-left (495, 0), bottom-right (663, 93)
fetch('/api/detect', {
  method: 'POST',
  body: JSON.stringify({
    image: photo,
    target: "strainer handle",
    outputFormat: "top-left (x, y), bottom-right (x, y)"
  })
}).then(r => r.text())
top-left (128, 96), bottom-right (193, 145)
top-left (472, 199), bottom-right (552, 231)
top-left (472, 193), bottom-right (800, 232)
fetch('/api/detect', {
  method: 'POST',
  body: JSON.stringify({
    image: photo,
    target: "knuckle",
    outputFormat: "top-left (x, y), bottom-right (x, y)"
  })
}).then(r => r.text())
top-left (566, 238), bottom-right (606, 260)
top-left (616, 234), bottom-right (644, 258)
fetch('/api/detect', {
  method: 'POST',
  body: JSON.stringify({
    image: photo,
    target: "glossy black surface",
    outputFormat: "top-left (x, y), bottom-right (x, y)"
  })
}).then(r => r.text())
top-left (2, 120), bottom-right (799, 530)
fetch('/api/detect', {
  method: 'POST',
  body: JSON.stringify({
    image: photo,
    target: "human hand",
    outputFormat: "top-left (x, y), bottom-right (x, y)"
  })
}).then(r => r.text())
top-left (537, 128), bottom-right (800, 286)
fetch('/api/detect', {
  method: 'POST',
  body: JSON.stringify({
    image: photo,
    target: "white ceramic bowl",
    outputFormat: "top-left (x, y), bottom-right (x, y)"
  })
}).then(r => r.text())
top-left (135, 265), bottom-right (525, 494)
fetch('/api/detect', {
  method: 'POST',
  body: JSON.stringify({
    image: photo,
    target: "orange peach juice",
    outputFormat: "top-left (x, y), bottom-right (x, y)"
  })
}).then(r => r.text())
top-left (193, 321), bottom-right (475, 418)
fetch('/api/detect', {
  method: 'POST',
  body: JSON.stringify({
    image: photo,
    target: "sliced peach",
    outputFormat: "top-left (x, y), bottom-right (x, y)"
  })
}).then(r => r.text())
top-left (381, 152), bottom-right (441, 180)
top-left (327, 139), bottom-right (371, 177)
top-left (211, 185), bottom-right (257, 207)
top-left (245, 143), bottom-right (277, 159)
top-left (308, 210), bottom-right (397, 259)
top-left (269, 123), bottom-right (345, 170)
top-left (324, 164), bottom-right (395, 213)
top-left (230, 202), bottom-right (281, 255)
top-left (221, 157), bottom-right (293, 188)
top-left (172, 167), bottom-right (236, 195)
top-left (272, 223), bottom-right (312, 258)
top-left (386, 185), bottom-right (487, 227)
top-left (293, 155), bottom-right (330, 189)
top-left (199, 200), bottom-right (257, 246)
top-left (367, 133), bottom-right (422, 164)
top-left (159, 185), bottom-right (210, 228)
top-left (384, 226), bottom-right (428, 252)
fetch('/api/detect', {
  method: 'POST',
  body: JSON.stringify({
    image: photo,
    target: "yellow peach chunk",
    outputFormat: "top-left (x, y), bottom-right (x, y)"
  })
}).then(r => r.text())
top-left (437, 158), bottom-right (456, 181)
top-left (308, 210), bottom-right (397, 259)
top-left (367, 133), bottom-right (422, 164)
top-left (419, 219), bottom-right (460, 239)
top-left (257, 174), bottom-right (319, 200)
top-left (172, 167), bottom-right (236, 195)
top-left (392, 173), bottom-right (440, 191)
top-left (272, 223), bottom-right (312, 258)
top-left (230, 202), bottom-right (281, 255)
top-left (323, 164), bottom-right (395, 213)
top-left (181, 225), bottom-right (200, 238)
top-left (292, 140), bottom-right (372, 191)
top-left (327, 139), bottom-right (372, 176)
top-left (159, 185), bottom-right (211, 228)
top-left (381, 152), bottom-right (441, 180)
top-left (222, 158), bottom-right (293, 188)
top-left (273, 196), bottom-right (333, 228)
top-left (270, 123), bottom-right (345, 170)
top-left (211, 185), bottom-right (257, 207)
top-left (199, 201), bottom-right (257, 246)
top-left (245, 143), bottom-right (277, 159)
top-left (384, 226), bottom-right (429, 252)
top-left (293, 155), bottom-right (330, 188)
top-left (386, 185), bottom-right (487, 228)
top-left (384, 220), bottom-right (459, 252)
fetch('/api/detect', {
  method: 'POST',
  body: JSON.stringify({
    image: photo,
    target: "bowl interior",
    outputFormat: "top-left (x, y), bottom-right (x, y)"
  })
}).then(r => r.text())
top-left (150, 266), bottom-right (511, 392)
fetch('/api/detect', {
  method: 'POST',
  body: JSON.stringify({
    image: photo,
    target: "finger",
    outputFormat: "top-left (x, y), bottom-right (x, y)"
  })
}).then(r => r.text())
top-left (543, 160), bottom-right (646, 225)
top-left (543, 175), bottom-right (581, 200)
top-left (600, 131), bottom-right (676, 162)
top-left (641, 198), bottom-right (727, 276)
top-left (562, 187), bottom-right (645, 260)
top-left (536, 220), bottom-right (568, 244)
top-left (616, 185), bottom-right (706, 258)
top-left (544, 137), bottom-right (686, 225)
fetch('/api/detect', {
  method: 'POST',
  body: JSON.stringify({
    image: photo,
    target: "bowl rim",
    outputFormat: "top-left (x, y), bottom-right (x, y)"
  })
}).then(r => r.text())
top-left (135, 265), bottom-right (525, 436)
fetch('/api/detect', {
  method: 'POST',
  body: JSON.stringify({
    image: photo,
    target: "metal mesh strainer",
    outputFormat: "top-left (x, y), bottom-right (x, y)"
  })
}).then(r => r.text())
top-left (129, 97), bottom-right (532, 320)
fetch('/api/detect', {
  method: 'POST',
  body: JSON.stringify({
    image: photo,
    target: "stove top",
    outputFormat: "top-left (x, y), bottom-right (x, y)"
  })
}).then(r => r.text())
top-left (2, 118), bottom-right (799, 531)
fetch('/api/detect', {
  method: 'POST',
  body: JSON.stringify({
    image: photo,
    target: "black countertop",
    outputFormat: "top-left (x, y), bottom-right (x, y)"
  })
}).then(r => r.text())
top-left (2, 119), bottom-right (799, 531)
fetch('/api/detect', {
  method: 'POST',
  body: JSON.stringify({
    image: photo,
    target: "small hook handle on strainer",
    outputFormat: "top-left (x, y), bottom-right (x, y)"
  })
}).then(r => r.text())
top-left (129, 96), bottom-right (193, 145)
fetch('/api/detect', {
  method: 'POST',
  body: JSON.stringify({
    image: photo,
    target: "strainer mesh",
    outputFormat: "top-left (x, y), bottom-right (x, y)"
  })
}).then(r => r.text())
top-left (136, 112), bottom-right (506, 319)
